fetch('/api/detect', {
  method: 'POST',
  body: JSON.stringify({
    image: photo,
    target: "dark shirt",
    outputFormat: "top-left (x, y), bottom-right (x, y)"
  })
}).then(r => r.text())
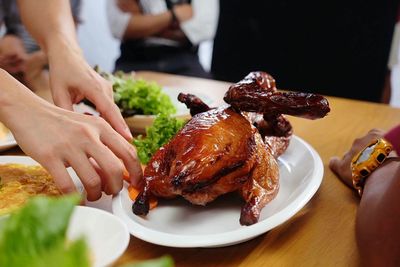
top-left (212, 0), bottom-right (399, 102)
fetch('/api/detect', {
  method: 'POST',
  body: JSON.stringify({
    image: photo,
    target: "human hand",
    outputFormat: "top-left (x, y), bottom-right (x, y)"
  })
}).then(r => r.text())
top-left (158, 28), bottom-right (186, 42)
top-left (0, 35), bottom-right (28, 74)
top-left (47, 45), bottom-right (133, 141)
top-left (173, 4), bottom-right (193, 23)
top-left (329, 129), bottom-right (387, 188)
top-left (0, 70), bottom-right (142, 200)
top-left (117, 0), bottom-right (141, 14)
top-left (23, 51), bottom-right (48, 85)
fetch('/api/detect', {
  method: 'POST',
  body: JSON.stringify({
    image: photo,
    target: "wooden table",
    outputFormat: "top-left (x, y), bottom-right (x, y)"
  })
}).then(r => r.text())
top-left (5, 72), bottom-right (400, 266)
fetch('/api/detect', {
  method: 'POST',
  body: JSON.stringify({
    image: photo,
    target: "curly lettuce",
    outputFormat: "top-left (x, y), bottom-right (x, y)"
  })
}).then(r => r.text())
top-left (133, 113), bottom-right (186, 164)
top-left (108, 74), bottom-right (176, 116)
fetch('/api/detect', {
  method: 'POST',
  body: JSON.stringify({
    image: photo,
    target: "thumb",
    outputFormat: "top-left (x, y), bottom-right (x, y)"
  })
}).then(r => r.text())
top-left (329, 156), bottom-right (353, 188)
top-left (91, 92), bottom-right (132, 140)
top-left (52, 87), bottom-right (74, 111)
top-left (329, 156), bottom-right (341, 175)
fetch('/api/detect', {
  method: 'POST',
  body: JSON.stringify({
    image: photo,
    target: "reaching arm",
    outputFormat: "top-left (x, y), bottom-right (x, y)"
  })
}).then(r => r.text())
top-left (0, 69), bottom-right (142, 200)
top-left (17, 0), bottom-right (77, 54)
top-left (16, 0), bottom-right (132, 141)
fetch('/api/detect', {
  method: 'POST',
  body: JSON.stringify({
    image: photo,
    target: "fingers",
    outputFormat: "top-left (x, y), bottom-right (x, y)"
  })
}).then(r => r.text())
top-left (86, 143), bottom-right (124, 195)
top-left (368, 128), bottom-right (385, 137)
top-left (329, 156), bottom-right (353, 188)
top-left (88, 158), bottom-right (112, 195)
top-left (43, 160), bottom-right (77, 195)
top-left (329, 156), bottom-right (343, 177)
top-left (86, 81), bottom-right (133, 141)
top-left (99, 123), bottom-right (143, 186)
top-left (67, 152), bottom-right (102, 201)
top-left (52, 87), bottom-right (74, 111)
top-left (103, 101), bottom-right (132, 141)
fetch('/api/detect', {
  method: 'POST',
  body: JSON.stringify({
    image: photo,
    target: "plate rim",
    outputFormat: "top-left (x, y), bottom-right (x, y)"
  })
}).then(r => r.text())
top-left (0, 132), bottom-right (17, 151)
top-left (112, 135), bottom-right (324, 248)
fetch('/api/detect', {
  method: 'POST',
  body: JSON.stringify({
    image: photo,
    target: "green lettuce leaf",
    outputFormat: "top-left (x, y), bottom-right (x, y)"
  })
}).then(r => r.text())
top-left (112, 76), bottom-right (176, 116)
top-left (120, 255), bottom-right (174, 267)
top-left (133, 113), bottom-right (186, 164)
top-left (0, 195), bottom-right (90, 267)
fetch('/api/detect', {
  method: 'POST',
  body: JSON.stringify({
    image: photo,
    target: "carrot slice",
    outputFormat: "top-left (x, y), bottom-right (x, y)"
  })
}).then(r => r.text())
top-left (123, 165), bottom-right (146, 183)
top-left (128, 185), bottom-right (140, 200)
top-left (128, 185), bottom-right (158, 210)
top-left (123, 169), bottom-right (130, 183)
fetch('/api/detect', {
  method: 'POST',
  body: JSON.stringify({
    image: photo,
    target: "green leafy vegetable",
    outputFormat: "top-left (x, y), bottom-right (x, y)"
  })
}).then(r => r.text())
top-left (133, 113), bottom-right (186, 164)
top-left (0, 195), bottom-right (90, 267)
top-left (120, 255), bottom-right (174, 267)
top-left (104, 71), bottom-right (176, 116)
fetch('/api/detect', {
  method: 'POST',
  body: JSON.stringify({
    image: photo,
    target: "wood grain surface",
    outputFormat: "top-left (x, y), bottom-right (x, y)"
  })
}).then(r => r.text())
top-left (4, 72), bottom-right (400, 267)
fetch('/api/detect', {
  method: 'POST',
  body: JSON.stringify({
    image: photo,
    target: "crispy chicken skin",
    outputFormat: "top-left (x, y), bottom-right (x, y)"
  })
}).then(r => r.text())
top-left (133, 71), bottom-right (330, 225)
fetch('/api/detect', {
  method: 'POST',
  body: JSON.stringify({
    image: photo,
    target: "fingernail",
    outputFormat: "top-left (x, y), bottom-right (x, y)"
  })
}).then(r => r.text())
top-left (125, 126), bottom-right (133, 140)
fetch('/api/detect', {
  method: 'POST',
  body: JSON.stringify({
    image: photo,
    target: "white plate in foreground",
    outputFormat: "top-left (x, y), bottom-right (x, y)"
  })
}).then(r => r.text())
top-left (112, 135), bottom-right (324, 248)
top-left (124, 87), bottom-right (215, 133)
top-left (0, 124), bottom-right (17, 152)
top-left (68, 206), bottom-right (130, 267)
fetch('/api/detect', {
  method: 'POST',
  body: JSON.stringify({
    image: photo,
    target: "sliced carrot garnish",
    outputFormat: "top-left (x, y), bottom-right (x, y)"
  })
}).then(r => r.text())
top-left (123, 165), bottom-right (146, 183)
top-left (123, 169), bottom-right (130, 183)
top-left (128, 185), bottom-right (140, 200)
top-left (128, 185), bottom-right (158, 210)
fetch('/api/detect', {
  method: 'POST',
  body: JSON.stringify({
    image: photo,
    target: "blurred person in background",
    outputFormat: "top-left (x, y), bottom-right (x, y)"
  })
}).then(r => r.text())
top-left (0, 0), bottom-right (81, 95)
top-left (107, 0), bottom-right (218, 78)
top-left (212, 0), bottom-right (399, 103)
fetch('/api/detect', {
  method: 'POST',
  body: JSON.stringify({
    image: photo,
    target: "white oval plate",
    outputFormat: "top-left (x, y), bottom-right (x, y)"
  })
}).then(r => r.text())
top-left (0, 125), bottom-right (17, 152)
top-left (112, 135), bottom-right (324, 248)
top-left (68, 206), bottom-right (130, 267)
top-left (124, 87), bottom-right (215, 133)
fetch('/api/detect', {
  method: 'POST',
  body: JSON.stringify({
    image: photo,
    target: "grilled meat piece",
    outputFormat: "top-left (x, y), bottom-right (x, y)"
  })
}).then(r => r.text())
top-left (133, 71), bottom-right (330, 225)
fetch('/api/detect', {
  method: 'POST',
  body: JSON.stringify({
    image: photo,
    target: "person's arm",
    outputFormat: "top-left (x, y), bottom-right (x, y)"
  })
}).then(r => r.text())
top-left (16, 0), bottom-right (132, 141)
top-left (108, 0), bottom-right (197, 40)
top-left (123, 12), bottom-right (174, 39)
top-left (357, 160), bottom-right (400, 266)
top-left (107, 0), bottom-right (174, 40)
top-left (0, 69), bottom-right (142, 200)
top-left (179, 0), bottom-right (219, 45)
top-left (329, 129), bottom-right (400, 266)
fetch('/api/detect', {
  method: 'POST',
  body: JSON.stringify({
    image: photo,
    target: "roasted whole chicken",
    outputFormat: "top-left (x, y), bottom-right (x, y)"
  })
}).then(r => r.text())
top-left (133, 72), bottom-right (330, 225)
